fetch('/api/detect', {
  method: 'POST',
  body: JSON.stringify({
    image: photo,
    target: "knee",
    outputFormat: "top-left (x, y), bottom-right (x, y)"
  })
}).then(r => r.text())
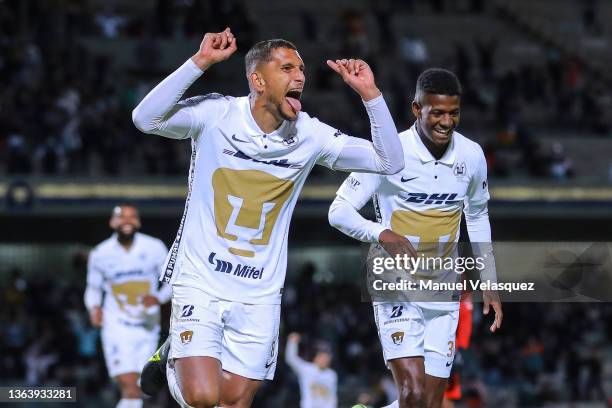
top-left (398, 382), bottom-right (425, 408)
top-left (182, 383), bottom-right (219, 408)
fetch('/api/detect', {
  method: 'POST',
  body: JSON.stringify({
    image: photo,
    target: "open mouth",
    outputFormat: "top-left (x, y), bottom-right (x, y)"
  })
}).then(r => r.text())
top-left (433, 127), bottom-right (453, 138)
top-left (285, 90), bottom-right (303, 113)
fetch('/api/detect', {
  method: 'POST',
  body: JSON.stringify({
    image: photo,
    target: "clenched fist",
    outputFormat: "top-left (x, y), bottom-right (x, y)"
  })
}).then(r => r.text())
top-left (191, 27), bottom-right (238, 71)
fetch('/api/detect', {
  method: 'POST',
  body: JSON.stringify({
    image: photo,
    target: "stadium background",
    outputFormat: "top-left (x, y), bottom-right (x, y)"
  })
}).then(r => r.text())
top-left (1, 0), bottom-right (612, 406)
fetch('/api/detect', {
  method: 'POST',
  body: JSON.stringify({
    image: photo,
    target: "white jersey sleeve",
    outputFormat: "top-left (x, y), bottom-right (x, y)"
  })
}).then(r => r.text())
top-left (463, 146), bottom-right (496, 282)
top-left (84, 250), bottom-right (104, 311)
top-left (132, 59), bottom-right (227, 140)
top-left (328, 172), bottom-right (386, 243)
top-left (465, 146), bottom-right (490, 206)
top-left (315, 95), bottom-right (404, 174)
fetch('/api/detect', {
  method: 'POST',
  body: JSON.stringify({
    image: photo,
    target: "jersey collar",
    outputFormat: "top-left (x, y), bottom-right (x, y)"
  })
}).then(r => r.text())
top-left (111, 232), bottom-right (140, 252)
top-left (410, 124), bottom-right (456, 165)
top-left (240, 96), bottom-right (292, 142)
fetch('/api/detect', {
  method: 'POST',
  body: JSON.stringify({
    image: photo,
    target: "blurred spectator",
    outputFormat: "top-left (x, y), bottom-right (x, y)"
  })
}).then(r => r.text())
top-left (399, 32), bottom-right (429, 85)
top-left (548, 142), bottom-right (574, 180)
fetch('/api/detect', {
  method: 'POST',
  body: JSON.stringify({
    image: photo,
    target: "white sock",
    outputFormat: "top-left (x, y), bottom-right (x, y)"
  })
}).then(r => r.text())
top-left (116, 399), bottom-right (143, 408)
top-left (167, 363), bottom-right (194, 408)
top-left (382, 401), bottom-right (399, 408)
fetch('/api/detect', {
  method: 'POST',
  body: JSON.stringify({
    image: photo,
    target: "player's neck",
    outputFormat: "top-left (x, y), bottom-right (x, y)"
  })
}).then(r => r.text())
top-left (250, 95), bottom-right (283, 134)
top-left (418, 128), bottom-right (448, 160)
top-left (117, 235), bottom-right (135, 251)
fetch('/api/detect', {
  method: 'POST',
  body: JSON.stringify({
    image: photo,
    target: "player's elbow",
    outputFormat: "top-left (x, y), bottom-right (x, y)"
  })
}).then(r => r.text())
top-left (132, 106), bottom-right (156, 134)
top-left (379, 156), bottom-right (404, 175)
top-left (327, 200), bottom-right (344, 231)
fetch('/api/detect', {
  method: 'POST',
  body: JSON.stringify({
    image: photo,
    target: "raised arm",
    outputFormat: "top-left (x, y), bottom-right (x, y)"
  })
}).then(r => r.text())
top-left (132, 28), bottom-right (237, 138)
top-left (285, 333), bottom-right (309, 376)
top-left (325, 59), bottom-right (404, 174)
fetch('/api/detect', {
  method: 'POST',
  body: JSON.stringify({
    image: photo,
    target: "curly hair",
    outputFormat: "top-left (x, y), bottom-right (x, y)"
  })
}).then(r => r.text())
top-left (415, 68), bottom-right (461, 103)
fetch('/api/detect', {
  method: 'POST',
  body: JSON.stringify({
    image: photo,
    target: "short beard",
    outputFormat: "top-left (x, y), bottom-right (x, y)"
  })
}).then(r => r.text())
top-left (117, 229), bottom-right (137, 244)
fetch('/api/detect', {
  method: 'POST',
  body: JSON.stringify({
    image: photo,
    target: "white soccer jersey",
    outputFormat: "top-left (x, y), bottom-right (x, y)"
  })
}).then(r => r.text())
top-left (160, 93), bottom-right (354, 304)
top-left (133, 58), bottom-right (403, 305)
top-left (335, 125), bottom-right (491, 309)
top-left (86, 232), bottom-right (169, 328)
top-left (286, 341), bottom-right (337, 408)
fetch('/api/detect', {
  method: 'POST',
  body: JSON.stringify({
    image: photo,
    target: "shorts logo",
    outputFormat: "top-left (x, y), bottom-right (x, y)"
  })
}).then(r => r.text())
top-left (180, 330), bottom-right (193, 344)
top-left (265, 338), bottom-right (277, 369)
top-left (390, 306), bottom-right (403, 319)
top-left (181, 305), bottom-right (194, 318)
top-left (391, 331), bottom-right (404, 345)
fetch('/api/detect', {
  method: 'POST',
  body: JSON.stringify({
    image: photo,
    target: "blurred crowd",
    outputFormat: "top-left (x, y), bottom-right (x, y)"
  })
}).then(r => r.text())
top-left (1, 259), bottom-right (611, 406)
top-left (1, 0), bottom-right (611, 180)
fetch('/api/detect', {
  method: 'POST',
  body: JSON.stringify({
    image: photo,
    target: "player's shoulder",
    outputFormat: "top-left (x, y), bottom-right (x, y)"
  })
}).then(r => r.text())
top-left (296, 111), bottom-right (334, 134)
top-left (295, 111), bottom-right (347, 148)
top-left (453, 131), bottom-right (485, 159)
top-left (398, 128), bottom-right (413, 148)
top-left (136, 233), bottom-right (167, 251)
top-left (180, 93), bottom-right (234, 114)
top-left (181, 92), bottom-right (233, 106)
top-left (89, 236), bottom-right (117, 259)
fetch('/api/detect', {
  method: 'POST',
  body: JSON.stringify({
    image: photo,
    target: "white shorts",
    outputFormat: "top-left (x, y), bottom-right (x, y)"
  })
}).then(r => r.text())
top-left (373, 302), bottom-right (459, 378)
top-left (101, 324), bottom-right (159, 378)
top-left (169, 284), bottom-right (281, 381)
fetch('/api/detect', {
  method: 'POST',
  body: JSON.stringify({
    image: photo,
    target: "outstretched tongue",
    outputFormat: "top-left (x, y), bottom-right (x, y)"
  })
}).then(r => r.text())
top-left (286, 97), bottom-right (302, 113)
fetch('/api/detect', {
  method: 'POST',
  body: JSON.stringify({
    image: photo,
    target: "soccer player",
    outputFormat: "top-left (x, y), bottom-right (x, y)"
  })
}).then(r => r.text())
top-left (132, 28), bottom-right (404, 407)
top-left (84, 204), bottom-right (171, 408)
top-left (285, 333), bottom-right (337, 408)
top-left (329, 68), bottom-right (502, 408)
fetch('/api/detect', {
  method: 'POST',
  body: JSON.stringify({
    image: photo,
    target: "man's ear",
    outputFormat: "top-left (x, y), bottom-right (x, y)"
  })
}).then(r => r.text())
top-left (250, 71), bottom-right (265, 92)
top-left (411, 100), bottom-right (421, 119)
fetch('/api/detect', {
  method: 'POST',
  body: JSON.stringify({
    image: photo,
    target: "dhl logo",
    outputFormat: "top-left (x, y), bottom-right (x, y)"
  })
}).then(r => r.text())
top-left (400, 192), bottom-right (460, 205)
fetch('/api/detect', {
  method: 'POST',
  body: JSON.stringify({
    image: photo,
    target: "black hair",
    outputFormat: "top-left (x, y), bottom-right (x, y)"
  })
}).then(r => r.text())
top-left (111, 202), bottom-right (138, 216)
top-left (415, 68), bottom-right (462, 103)
top-left (244, 39), bottom-right (297, 75)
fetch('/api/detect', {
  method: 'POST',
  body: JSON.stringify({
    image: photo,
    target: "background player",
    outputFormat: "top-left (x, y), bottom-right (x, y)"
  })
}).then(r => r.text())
top-left (285, 332), bottom-right (337, 408)
top-left (329, 68), bottom-right (502, 408)
top-left (84, 204), bottom-right (171, 408)
top-left (132, 28), bottom-right (404, 407)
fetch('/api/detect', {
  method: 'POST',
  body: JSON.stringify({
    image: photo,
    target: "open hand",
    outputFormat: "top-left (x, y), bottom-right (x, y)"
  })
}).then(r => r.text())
top-left (483, 290), bottom-right (503, 332)
top-left (326, 58), bottom-right (381, 101)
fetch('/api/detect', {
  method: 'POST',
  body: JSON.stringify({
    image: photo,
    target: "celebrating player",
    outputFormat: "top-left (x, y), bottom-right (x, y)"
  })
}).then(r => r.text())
top-left (84, 204), bottom-right (171, 408)
top-left (132, 27), bottom-right (404, 407)
top-left (329, 68), bottom-right (502, 408)
top-left (285, 333), bottom-right (337, 408)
